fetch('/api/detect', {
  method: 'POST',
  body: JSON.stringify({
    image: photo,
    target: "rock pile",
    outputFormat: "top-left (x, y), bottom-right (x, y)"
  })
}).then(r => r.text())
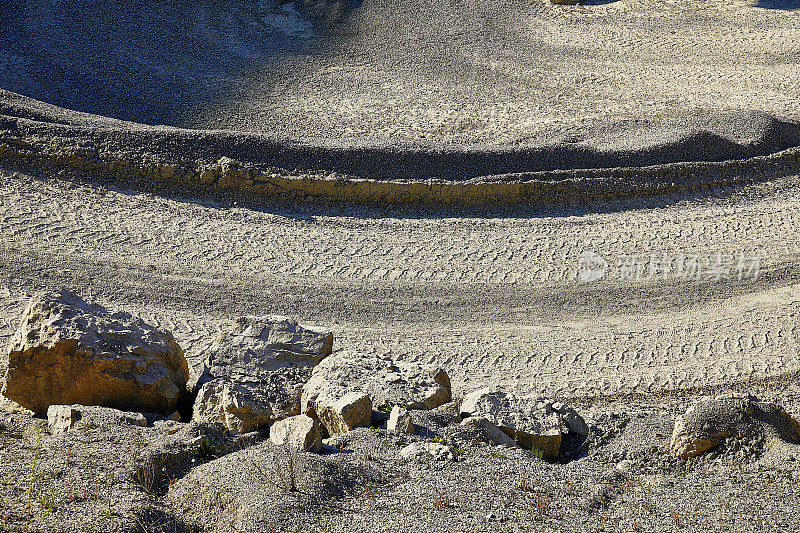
top-left (0, 291), bottom-right (593, 465)
top-left (301, 351), bottom-right (451, 436)
top-left (459, 388), bottom-right (588, 460)
top-left (191, 315), bottom-right (333, 433)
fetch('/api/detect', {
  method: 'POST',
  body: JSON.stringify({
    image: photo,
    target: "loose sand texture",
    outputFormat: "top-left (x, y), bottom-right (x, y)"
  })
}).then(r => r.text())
top-left (1, 0), bottom-right (800, 146)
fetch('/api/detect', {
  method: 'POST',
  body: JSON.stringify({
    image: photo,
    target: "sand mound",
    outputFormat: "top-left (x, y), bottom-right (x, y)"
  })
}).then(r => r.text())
top-left (2, 0), bottom-right (800, 180)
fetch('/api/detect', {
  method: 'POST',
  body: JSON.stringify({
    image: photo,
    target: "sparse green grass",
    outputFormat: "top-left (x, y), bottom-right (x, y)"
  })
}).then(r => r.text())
top-left (37, 491), bottom-right (56, 517)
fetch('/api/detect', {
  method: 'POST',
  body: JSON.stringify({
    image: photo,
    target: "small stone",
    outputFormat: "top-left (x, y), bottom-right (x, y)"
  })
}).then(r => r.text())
top-left (387, 406), bottom-right (415, 434)
top-left (47, 405), bottom-right (80, 434)
top-left (306, 391), bottom-right (372, 436)
top-left (461, 416), bottom-right (516, 447)
top-left (616, 460), bottom-right (633, 472)
top-left (270, 414), bottom-right (322, 453)
top-left (399, 442), bottom-right (454, 461)
top-left (188, 435), bottom-right (209, 448)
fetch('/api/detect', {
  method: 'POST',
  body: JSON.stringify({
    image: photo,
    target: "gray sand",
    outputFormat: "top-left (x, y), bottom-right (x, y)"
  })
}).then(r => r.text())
top-left (2, 0), bottom-right (800, 146)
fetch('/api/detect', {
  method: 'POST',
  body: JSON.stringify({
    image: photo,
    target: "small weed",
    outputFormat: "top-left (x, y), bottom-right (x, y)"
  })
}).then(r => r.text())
top-left (252, 446), bottom-right (303, 493)
top-left (487, 450), bottom-right (507, 459)
top-left (428, 436), bottom-right (448, 445)
top-left (433, 491), bottom-right (451, 510)
top-left (193, 438), bottom-right (216, 461)
top-left (360, 480), bottom-right (377, 498)
top-left (530, 492), bottom-right (549, 521)
top-left (27, 427), bottom-right (44, 524)
top-left (531, 447), bottom-right (545, 460)
top-left (38, 491), bottom-right (56, 517)
top-left (376, 401), bottom-right (394, 413)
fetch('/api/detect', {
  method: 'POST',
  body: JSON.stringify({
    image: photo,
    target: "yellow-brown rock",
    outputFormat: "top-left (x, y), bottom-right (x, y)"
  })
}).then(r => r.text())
top-left (1, 291), bottom-right (188, 415)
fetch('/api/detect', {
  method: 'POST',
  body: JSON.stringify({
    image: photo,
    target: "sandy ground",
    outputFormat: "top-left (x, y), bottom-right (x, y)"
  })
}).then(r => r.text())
top-left (1, 168), bottom-right (798, 400)
top-left (2, 0), bottom-right (800, 530)
top-left (1, 0), bottom-right (800, 144)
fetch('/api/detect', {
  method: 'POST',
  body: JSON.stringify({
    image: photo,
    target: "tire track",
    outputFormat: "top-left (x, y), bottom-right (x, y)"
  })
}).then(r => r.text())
top-left (1, 170), bottom-right (799, 398)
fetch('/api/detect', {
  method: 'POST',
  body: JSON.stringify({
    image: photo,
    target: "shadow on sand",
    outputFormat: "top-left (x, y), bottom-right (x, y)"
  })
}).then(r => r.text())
top-left (756, 0), bottom-right (800, 8)
top-left (0, 0), bottom-right (355, 127)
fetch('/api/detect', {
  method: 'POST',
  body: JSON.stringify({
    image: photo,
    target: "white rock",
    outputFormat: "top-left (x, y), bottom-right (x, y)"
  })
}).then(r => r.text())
top-left (387, 405), bottom-right (415, 434)
top-left (47, 405), bottom-right (79, 433)
top-left (301, 351), bottom-right (451, 415)
top-left (307, 390), bottom-right (372, 436)
top-left (399, 442), bottom-right (454, 461)
top-left (192, 315), bottom-right (333, 432)
top-left (459, 389), bottom-right (586, 460)
top-left (198, 315), bottom-right (333, 387)
top-left (193, 379), bottom-right (274, 434)
top-left (270, 414), bottom-right (322, 453)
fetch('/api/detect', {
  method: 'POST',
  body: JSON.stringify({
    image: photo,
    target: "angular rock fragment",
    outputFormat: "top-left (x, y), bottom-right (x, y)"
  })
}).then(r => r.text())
top-left (193, 379), bottom-right (274, 435)
top-left (387, 405), bottom-right (415, 434)
top-left (2, 291), bottom-right (188, 415)
top-left (300, 350), bottom-right (451, 435)
top-left (460, 389), bottom-right (586, 460)
top-left (270, 414), bottom-right (322, 453)
top-left (47, 404), bottom-right (147, 433)
top-left (305, 390), bottom-right (372, 436)
top-left (198, 315), bottom-right (333, 386)
top-left (192, 315), bottom-right (332, 433)
top-left (461, 416), bottom-right (516, 447)
top-left (668, 393), bottom-right (800, 459)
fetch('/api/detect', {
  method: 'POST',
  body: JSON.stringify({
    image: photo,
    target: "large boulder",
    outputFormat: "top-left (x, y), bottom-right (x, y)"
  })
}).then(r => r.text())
top-left (192, 315), bottom-right (333, 433)
top-left (668, 393), bottom-right (800, 459)
top-left (197, 315), bottom-right (332, 386)
top-left (2, 291), bottom-right (188, 415)
top-left (300, 351), bottom-right (451, 436)
top-left (460, 389), bottom-right (587, 460)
